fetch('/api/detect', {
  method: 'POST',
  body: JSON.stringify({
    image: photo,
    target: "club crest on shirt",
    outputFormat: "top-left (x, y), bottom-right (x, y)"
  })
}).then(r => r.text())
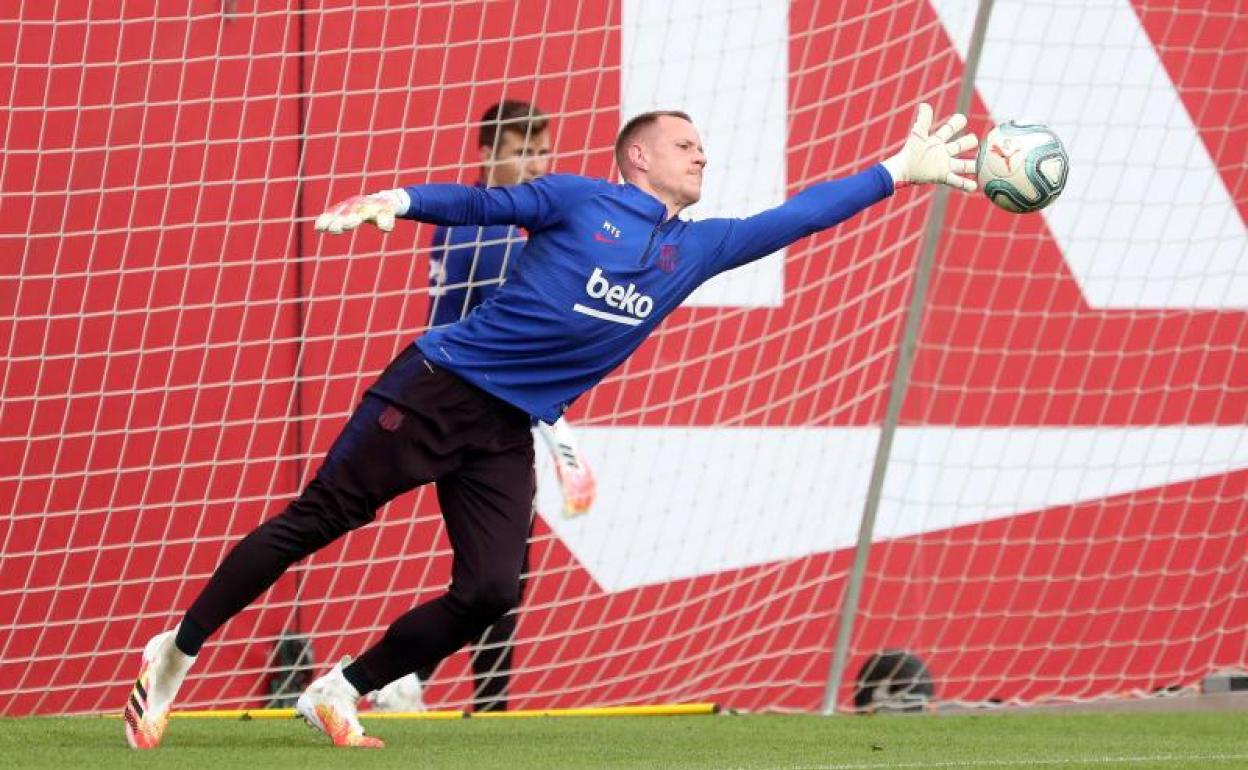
top-left (658, 244), bottom-right (678, 273)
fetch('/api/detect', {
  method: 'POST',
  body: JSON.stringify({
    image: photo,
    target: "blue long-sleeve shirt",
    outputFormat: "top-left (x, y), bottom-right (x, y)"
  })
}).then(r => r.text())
top-left (426, 220), bottom-right (523, 327)
top-left (401, 167), bottom-right (893, 423)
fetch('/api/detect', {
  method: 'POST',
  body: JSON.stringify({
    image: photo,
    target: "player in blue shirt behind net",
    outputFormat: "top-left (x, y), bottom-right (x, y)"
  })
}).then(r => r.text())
top-left (366, 100), bottom-right (596, 716)
top-left (123, 103), bottom-right (979, 749)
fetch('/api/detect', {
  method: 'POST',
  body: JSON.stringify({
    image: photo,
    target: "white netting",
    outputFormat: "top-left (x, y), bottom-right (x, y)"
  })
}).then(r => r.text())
top-left (1, 0), bottom-right (1244, 716)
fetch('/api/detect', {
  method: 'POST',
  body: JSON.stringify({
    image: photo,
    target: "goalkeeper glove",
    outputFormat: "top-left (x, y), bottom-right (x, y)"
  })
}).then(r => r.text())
top-left (314, 189), bottom-right (411, 234)
top-left (537, 417), bottom-right (596, 518)
top-left (882, 103), bottom-right (979, 192)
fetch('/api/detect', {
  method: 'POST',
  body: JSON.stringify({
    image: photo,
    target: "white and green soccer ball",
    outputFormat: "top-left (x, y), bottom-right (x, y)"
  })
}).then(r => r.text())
top-left (976, 121), bottom-right (1069, 213)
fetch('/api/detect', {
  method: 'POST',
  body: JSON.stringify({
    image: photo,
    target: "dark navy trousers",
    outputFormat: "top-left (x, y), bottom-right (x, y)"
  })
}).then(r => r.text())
top-left (184, 343), bottom-right (535, 689)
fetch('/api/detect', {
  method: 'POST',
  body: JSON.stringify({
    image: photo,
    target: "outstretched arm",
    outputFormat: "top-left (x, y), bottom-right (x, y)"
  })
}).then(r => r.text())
top-left (706, 103), bottom-right (978, 275)
top-left (314, 175), bottom-right (598, 235)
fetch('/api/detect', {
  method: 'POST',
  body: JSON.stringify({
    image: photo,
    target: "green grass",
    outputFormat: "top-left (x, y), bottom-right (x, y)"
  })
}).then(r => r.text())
top-left (2, 711), bottom-right (1247, 770)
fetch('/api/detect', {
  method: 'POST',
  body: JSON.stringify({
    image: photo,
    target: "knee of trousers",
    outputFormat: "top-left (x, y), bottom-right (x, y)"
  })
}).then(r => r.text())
top-left (451, 576), bottom-right (521, 626)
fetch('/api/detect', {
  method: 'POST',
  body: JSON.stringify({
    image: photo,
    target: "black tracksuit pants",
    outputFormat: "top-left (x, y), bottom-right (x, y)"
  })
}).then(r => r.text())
top-left (183, 344), bottom-right (535, 692)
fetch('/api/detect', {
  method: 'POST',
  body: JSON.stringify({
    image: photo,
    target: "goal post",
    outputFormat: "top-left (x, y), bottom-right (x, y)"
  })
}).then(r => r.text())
top-left (2, 1), bottom-right (1245, 717)
top-left (823, 0), bottom-right (1000, 715)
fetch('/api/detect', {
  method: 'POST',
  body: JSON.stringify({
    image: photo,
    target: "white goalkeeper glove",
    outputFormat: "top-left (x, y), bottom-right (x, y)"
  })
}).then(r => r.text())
top-left (882, 103), bottom-right (979, 192)
top-left (314, 189), bottom-right (411, 234)
top-left (537, 417), bottom-right (596, 518)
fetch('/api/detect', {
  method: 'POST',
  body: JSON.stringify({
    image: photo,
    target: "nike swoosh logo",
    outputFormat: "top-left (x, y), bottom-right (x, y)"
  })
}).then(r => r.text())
top-left (593, 232), bottom-right (619, 244)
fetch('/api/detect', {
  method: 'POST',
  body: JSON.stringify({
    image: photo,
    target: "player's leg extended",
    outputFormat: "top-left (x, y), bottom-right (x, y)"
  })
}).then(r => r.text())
top-left (181, 393), bottom-right (444, 640)
top-left (345, 402), bottom-right (534, 708)
top-left (469, 605), bottom-right (518, 712)
top-left (125, 396), bottom-right (436, 749)
top-left (124, 347), bottom-right (451, 749)
top-left (469, 508), bottom-right (535, 712)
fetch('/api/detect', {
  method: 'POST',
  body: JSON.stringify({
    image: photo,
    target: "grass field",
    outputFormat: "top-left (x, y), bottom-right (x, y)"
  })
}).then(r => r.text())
top-left (3, 711), bottom-right (1247, 770)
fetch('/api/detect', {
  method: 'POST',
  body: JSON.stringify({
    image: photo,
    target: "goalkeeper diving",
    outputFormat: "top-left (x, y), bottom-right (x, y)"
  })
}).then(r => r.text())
top-left (123, 103), bottom-right (977, 749)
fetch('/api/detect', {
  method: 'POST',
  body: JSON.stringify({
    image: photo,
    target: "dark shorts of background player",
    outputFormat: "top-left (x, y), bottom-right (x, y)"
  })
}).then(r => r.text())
top-left (184, 343), bottom-right (536, 686)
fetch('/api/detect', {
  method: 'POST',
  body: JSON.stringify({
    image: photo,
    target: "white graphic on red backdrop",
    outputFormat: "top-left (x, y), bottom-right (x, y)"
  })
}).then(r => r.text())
top-left (934, 0), bottom-right (1246, 309)
top-left (538, 0), bottom-right (1247, 592)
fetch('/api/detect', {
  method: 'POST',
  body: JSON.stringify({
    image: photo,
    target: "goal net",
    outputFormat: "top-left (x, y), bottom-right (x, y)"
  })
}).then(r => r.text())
top-left (2, 0), bottom-right (1244, 716)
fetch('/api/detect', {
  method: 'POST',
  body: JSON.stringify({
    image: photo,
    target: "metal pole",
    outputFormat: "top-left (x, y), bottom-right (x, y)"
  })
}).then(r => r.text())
top-left (820, 0), bottom-right (997, 715)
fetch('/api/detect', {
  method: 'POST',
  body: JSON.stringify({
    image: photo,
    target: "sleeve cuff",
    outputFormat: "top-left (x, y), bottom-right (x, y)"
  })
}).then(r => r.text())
top-left (880, 156), bottom-right (905, 188)
top-left (384, 188), bottom-right (412, 216)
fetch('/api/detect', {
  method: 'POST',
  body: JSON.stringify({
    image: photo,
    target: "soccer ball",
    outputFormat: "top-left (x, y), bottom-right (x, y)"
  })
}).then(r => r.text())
top-left (976, 121), bottom-right (1069, 213)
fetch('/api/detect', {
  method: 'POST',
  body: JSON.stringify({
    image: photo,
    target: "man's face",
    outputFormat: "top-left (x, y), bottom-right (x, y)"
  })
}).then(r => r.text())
top-left (482, 128), bottom-right (551, 186)
top-left (637, 115), bottom-right (707, 210)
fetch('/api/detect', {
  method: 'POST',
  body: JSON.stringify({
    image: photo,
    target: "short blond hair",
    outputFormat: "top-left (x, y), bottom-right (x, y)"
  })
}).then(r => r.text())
top-left (613, 110), bottom-right (693, 173)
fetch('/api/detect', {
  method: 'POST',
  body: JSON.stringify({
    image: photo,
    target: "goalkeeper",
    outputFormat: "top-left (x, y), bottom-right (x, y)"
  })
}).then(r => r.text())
top-left (369, 99), bottom-right (596, 715)
top-left (123, 103), bottom-right (978, 749)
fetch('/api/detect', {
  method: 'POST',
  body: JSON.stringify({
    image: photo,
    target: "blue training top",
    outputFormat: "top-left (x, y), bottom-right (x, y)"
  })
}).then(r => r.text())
top-left (426, 220), bottom-right (524, 327)
top-left (403, 167), bottom-right (893, 423)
